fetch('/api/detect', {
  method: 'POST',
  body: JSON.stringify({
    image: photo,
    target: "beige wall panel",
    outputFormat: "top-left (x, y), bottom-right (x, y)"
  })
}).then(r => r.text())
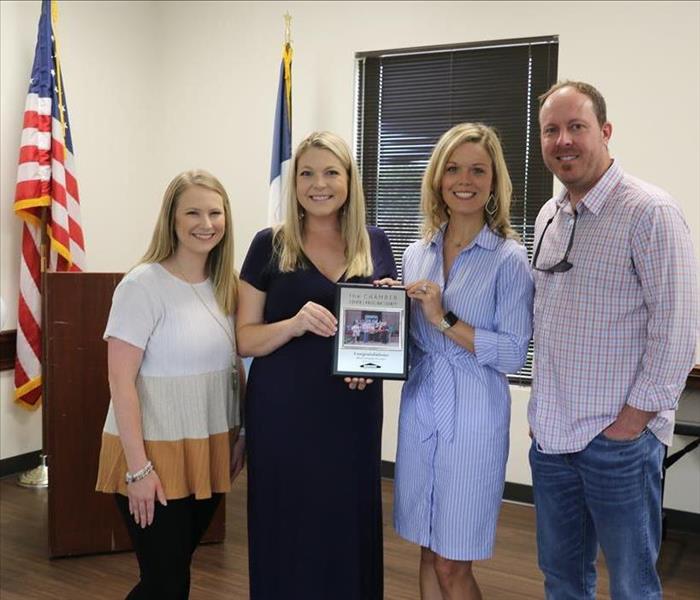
top-left (1, 1), bottom-right (697, 513)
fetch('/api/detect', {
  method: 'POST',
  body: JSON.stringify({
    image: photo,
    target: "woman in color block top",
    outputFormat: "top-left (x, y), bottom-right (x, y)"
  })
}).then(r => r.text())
top-left (95, 170), bottom-right (244, 599)
top-left (390, 124), bottom-right (533, 599)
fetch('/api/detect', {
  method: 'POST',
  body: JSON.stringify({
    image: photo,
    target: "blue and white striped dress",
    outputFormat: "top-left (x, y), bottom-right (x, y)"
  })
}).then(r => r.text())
top-left (393, 224), bottom-right (533, 560)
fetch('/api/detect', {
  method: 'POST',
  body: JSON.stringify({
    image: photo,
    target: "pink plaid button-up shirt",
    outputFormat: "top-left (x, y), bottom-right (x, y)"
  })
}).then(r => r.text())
top-left (529, 161), bottom-right (698, 453)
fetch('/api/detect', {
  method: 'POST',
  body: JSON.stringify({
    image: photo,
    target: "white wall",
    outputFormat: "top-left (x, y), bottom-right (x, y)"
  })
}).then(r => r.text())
top-left (0, 0), bottom-right (161, 457)
top-left (1, 1), bottom-right (698, 513)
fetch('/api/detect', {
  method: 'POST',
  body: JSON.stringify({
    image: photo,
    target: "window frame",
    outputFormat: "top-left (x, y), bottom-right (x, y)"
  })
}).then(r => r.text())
top-left (353, 35), bottom-right (559, 384)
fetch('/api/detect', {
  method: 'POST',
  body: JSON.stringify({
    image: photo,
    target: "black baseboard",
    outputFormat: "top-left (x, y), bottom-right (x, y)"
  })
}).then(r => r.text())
top-left (503, 481), bottom-right (534, 504)
top-left (664, 507), bottom-right (700, 534)
top-left (0, 450), bottom-right (42, 479)
top-left (381, 460), bottom-right (699, 534)
top-left (381, 460), bottom-right (395, 479)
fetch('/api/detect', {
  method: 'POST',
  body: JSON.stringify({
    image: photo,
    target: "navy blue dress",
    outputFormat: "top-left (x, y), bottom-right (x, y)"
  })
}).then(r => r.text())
top-left (240, 226), bottom-right (397, 600)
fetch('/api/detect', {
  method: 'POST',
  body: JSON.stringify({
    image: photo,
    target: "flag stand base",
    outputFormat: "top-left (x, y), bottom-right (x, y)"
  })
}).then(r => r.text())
top-left (17, 454), bottom-right (49, 488)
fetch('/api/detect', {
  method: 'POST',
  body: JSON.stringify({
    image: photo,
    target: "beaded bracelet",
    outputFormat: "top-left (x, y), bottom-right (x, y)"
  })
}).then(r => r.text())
top-left (125, 460), bottom-right (154, 484)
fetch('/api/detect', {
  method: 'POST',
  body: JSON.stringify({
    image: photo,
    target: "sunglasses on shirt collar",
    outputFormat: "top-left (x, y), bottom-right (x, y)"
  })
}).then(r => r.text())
top-left (532, 206), bottom-right (578, 273)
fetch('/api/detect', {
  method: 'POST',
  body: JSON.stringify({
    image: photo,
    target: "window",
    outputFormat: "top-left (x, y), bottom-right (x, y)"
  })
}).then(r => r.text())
top-left (354, 36), bottom-right (558, 383)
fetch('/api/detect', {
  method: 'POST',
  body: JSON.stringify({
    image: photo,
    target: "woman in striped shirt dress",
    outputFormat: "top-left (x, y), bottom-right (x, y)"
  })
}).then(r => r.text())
top-left (393, 123), bottom-right (533, 599)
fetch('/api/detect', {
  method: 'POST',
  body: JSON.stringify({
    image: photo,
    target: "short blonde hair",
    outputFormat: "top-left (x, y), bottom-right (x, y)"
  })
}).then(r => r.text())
top-left (141, 170), bottom-right (238, 314)
top-left (421, 123), bottom-right (517, 241)
top-left (275, 131), bottom-right (373, 278)
top-left (539, 80), bottom-right (607, 127)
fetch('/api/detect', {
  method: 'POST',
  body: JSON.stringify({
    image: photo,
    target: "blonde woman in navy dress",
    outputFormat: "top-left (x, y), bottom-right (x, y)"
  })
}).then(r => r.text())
top-left (393, 123), bottom-right (533, 599)
top-left (236, 132), bottom-right (396, 599)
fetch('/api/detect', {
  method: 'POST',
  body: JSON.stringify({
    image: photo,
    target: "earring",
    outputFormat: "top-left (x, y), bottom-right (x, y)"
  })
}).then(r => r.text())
top-left (485, 193), bottom-right (498, 218)
top-left (298, 208), bottom-right (305, 221)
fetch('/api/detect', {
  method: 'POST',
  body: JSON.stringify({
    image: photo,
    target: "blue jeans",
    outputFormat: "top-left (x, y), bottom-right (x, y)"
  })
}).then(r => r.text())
top-left (529, 430), bottom-right (664, 600)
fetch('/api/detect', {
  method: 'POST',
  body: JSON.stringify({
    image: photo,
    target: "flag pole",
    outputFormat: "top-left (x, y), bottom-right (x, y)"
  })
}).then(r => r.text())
top-left (267, 13), bottom-right (293, 225)
top-left (284, 12), bottom-right (292, 45)
top-left (283, 13), bottom-right (292, 118)
top-left (16, 0), bottom-right (66, 489)
top-left (16, 206), bottom-right (50, 488)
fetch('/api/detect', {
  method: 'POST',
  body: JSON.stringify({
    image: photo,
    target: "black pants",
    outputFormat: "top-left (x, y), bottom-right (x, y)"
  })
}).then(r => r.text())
top-left (115, 493), bottom-right (222, 600)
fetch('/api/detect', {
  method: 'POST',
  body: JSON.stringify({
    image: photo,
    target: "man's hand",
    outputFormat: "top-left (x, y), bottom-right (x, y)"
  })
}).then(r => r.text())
top-left (602, 405), bottom-right (656, 441)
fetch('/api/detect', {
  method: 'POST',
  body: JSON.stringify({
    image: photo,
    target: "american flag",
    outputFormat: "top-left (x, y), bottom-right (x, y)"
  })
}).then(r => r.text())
top-left (13, 0), bottom-right (85, 409)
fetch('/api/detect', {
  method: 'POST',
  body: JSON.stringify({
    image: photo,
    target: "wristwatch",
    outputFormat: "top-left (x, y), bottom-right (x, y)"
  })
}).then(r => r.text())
top-left (437, 311), bottom-right (458, 332)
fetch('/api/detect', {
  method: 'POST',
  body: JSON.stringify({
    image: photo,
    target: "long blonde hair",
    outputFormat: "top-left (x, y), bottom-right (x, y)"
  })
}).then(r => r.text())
top-left (141, 170), bottom-right (238, 314)
top-left (421, 123), bottom-right (517, 241)
top-left (274, 131), bottom-right (373, 279)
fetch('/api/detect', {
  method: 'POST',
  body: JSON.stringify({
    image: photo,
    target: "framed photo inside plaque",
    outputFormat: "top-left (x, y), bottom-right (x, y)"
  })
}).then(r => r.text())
top-left (332, 283), bottom-right (409, 380)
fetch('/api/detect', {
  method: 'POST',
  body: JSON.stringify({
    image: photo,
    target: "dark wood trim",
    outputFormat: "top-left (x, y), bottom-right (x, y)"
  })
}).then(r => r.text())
top-left (0, 450), bottom-right (42, 478)
top-left (381, 461), bottom-right (699, 534)
top-left (664, 506), bottom-right (700, 534)
top-left (510, 364), bottom-right (700, 391)
top-left (674, 421), bottom-right (700, 437)
top-left (686, 364), bottom-right (700, 390)
top-left (504, 481), bottom-right (534, 504)
top-left (4, 339), bottom-right (699, 385)
top-left (381, 460), bottom-right (395, 479)
top-left (356, 34), bottom-right (559, 59)
top-left (0, 329), bottom-right (17, 371)
top-left (501, 482), bottom-right (699, 535)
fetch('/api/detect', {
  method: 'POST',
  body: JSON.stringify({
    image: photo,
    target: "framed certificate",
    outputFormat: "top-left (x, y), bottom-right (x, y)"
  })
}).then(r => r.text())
top-left (332, 283), bottom-right (409, 380)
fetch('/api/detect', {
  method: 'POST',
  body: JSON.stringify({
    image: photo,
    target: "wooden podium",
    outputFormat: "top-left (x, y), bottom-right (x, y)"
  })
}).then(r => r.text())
top-left (43, 272), bottom-right (225, 558)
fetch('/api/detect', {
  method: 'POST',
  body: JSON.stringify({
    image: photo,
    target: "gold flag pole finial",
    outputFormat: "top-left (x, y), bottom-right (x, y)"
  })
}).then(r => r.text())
top-left (284, 12), bottom-right (292, 46)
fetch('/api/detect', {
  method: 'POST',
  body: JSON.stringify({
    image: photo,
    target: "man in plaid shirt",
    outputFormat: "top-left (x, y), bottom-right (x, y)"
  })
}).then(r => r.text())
top-left (528, 80), bottom-right (698, 600)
